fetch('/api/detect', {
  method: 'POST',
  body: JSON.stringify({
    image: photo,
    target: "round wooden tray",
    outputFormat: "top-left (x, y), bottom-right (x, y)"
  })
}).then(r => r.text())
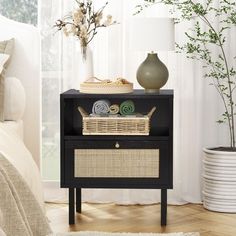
top-left (80, 77), bottom-right (133, 94)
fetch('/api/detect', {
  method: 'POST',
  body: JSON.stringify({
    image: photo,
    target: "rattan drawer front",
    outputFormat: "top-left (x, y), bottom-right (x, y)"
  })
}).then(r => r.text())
top-left (74, 149), bottom-right (159, 178)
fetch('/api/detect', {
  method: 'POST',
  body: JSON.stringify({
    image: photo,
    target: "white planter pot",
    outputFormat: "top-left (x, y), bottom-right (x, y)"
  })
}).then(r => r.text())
top-left (203, 148), bottom-right (236, 213)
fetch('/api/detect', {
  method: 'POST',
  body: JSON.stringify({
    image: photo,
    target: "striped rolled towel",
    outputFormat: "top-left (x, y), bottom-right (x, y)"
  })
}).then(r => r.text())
top-left (92, 99), bottom-right (111, 115)
top-left (120, 100), bottom-right (135, 115)
top-left (109, 104), bottom-right (120, 115)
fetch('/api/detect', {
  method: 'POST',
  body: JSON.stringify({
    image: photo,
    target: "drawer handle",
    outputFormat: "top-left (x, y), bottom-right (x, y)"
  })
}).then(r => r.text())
top-left (115, 142), bottom-right (120, 148)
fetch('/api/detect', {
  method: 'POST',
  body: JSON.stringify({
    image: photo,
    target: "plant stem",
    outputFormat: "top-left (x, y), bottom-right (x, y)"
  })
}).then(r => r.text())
top-left (200, 43), bottom-right (233, 143)
top-left (201, 15), bottom-right (235, 147)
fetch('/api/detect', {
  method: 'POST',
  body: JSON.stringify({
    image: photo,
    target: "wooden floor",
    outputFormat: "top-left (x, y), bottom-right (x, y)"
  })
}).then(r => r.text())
top-left (46, 203), bottom-right (236, 236)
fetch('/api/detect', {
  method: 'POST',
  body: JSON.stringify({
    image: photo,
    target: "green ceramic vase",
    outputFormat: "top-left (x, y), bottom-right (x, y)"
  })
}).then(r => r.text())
top-left (136, 53), bottom-right (169, 93)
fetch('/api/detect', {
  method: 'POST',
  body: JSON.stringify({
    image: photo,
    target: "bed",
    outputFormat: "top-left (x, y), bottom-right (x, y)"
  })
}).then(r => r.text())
top-left (0, 11), bottom-right (43, 198)
top-left (0, 14), bottom-right (41, 167)
top-left (0, 121), bottom-right (44, 208)
top-left (0, 12), bottom-right (43, 205)
top-left (0, 15), bottom-right (50, 235)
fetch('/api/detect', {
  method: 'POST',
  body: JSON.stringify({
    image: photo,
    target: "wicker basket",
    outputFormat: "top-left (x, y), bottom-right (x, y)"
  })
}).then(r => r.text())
top-left (77, 106), bottom-right (156, 135)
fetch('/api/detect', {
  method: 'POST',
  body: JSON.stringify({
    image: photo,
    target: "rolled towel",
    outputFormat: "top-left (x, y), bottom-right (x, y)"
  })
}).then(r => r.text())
top-left (120, 100), bottom-right (135, 115)
top-left (92, 99), bottom-right (111, 114)
top-left (109, 104), bottom-right (120, 114)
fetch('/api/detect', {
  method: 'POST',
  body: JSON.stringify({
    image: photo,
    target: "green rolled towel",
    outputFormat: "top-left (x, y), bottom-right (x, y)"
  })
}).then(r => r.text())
top-left (120, 100), bottom-right (135, 115)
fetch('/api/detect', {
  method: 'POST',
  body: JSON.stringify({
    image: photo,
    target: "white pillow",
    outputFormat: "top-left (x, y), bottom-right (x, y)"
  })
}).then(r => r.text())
top-left (0, 53), bottom-right (9, 74)
top-left (4, 77), bottom-right (25, 121)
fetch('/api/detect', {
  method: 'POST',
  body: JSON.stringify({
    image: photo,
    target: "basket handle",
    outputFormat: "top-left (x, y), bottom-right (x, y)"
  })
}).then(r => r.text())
top-left (77, 106), bottom-right (89, 117)
top-left (147, 106), bottom-right (157, 118)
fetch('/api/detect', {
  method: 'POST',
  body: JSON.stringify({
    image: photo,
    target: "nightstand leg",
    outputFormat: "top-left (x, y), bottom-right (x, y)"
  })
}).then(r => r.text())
top-left (76, 188), bottom-right (81, 213)
top-left (69, 188), bottom-right (75, 224)
top-left (161, 189), bottom-right (167, 226)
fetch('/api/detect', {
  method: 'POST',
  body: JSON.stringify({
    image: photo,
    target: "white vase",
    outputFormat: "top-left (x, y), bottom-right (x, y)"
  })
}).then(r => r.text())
top-left (78, 46), bottom-right (94, 84)
top-left (202, 148), bottom-right (236, 213)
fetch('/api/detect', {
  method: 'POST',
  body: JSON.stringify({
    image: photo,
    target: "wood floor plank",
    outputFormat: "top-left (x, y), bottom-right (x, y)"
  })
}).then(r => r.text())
top-left (46, 203), bottom-right (236, 235)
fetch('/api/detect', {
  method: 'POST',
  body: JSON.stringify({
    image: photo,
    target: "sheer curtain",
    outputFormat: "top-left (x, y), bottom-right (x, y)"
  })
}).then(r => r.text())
top-left (40, 0), bottom-right (234, 204)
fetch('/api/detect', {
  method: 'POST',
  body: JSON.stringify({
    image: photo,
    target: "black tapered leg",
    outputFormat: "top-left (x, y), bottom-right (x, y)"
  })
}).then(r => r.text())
top-left (69, 188), bottom-right (75, 224)
top-left (76, 188), bottom-right (81, 213)
top-left (161, 189), bottom-right (167, 226)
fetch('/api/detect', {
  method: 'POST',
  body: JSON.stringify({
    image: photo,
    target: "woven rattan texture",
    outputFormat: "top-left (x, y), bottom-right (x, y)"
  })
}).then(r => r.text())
top-left (74, 149), bottom-right (159, 178)
top-left (83, 117), bottom-right (150, 135)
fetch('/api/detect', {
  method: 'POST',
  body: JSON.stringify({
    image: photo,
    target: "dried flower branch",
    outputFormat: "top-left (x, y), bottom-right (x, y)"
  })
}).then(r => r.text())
top-left (54, 0), bottom-right (117, 59)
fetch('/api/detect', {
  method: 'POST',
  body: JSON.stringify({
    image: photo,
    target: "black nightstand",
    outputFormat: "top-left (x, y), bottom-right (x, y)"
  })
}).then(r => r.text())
top-left (60, 89), bottom-right (173, 225)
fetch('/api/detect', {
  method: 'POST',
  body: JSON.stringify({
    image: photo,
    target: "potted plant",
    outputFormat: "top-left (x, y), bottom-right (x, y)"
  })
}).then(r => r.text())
top-left (137, 0), bottom-right (236, 212)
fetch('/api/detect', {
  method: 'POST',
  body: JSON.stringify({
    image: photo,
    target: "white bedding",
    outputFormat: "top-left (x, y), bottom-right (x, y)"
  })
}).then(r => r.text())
top-left (0, 121), bottom-right (44, 209)
top-left (1, 120), bottom-right (24, 140)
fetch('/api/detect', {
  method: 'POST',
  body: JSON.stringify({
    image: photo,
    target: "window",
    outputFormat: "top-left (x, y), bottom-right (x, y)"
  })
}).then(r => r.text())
top-left (41, 0), bottom-right (64, 180)
top-left (0, 0), bottom-right (37, 26)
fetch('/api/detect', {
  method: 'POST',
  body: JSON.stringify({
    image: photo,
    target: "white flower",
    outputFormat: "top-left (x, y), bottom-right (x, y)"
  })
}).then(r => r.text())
top-left (72, 9), bottom-right (84, 25)
top-left (103, 15), bottom-right (113, 26)
top-left (63, 26), bottom-right (69, 37)
top-left (70, 25), bottom-right (78, 35)
top-left (95, 12), bottom-right (103, 25)
top-left (63, 25), bottom-right (78, 37)
top-left (80, 24), bottom-right (87, 38)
